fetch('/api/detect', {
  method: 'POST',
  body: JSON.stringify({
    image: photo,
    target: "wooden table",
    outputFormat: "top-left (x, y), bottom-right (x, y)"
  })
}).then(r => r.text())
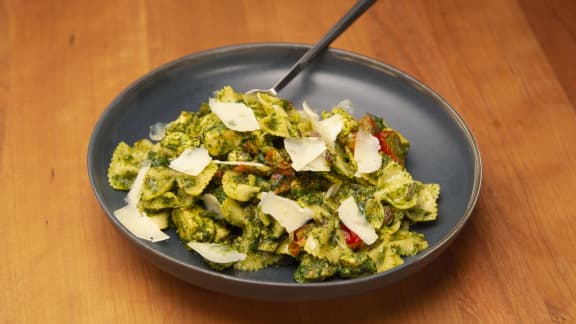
top-left (2, 0), bottom-right (575, 322)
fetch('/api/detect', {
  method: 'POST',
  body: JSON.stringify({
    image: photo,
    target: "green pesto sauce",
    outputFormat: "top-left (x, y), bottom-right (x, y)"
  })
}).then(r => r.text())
top-left (107, 86), bottom-right (440, 283)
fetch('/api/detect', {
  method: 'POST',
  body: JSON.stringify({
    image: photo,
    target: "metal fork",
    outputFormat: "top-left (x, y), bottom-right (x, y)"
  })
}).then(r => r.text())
top-left (246, 0), bottom-right (376, 96)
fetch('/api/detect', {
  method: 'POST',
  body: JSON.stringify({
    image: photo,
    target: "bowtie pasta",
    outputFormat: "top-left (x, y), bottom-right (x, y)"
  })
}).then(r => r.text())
top-left (107, 86), bottom-right (440, 283)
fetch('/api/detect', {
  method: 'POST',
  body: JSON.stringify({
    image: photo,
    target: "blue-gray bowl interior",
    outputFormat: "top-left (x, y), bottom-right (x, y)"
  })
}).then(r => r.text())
top-left (88, 43), bottom-right (481, 301)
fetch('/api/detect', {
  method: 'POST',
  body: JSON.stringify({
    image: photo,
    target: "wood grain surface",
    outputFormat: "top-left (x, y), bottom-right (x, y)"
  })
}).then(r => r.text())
top-left (2, 0), bottom-right (576, 322)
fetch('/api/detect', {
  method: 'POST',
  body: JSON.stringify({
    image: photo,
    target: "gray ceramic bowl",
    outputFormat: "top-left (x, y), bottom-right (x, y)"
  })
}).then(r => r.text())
top-left (87, 43), bottom-right (481, 301)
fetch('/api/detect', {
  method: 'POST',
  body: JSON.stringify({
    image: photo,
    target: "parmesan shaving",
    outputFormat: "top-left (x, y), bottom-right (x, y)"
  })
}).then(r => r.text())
top-left (114, 205), bottom-right (169, 242)
top-left (208, 98), bottom-right (260, 132)
top-left (337, 196), bottom-right (378, 245)
top-left (213, 160), bottom-right (267, 168)
top-left (324, 183), bottom-right (341, 199)
top-left (202, 194), bottom-right (222, 218)
top-left (260, 192), bottom-right (314, 232)
top-left (300, 154), bottom-right (330, 172)
top-left (317, 114), bottom-right (344, 145)
top-left (115, 164), bottom-right (170, 242)
top-left (149, 122), bottom-right (167, 141)
top-left (336, 99), bottom-right (354, 114)
top-left (169, 148), bottom-right (212, 176)
top-left (302, 101), bottom-right (343, 147)
top-left (354, 130), bottom-right (382, 175)
top-left (126, 164), bottom-right (150, 206)
top-left (284, 137), bottom-right (327, 171)
top-left (187, 242), bottom-right (246, 263)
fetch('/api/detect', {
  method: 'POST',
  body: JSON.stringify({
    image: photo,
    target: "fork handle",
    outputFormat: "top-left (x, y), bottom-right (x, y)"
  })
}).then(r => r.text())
top-left (271, 0), bottom-right (377, 93)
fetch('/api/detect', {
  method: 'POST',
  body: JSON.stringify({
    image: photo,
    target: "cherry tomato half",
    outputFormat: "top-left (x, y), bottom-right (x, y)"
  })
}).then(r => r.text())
top-left (340, 224), bottom-right (363, 250)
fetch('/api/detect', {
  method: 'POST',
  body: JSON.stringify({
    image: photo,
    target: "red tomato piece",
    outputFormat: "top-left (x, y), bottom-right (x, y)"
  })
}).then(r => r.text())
top-left (340, 224), bottom-right (363, 250)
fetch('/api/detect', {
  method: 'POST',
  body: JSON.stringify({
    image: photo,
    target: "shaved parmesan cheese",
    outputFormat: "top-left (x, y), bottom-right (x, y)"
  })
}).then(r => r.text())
top-left (324, 183), bottom-right (341, 199)
top-left (354, 130), bottom-right (382, 175)
top-left (202, 194), bottom-right (222, 218)
top-left (169, 148), bottom-right (212, 176)
top-left (336, 99), bottom-right (354, 114)
top-left (149, 122), bottom-right (167, 141)
top-left (114, 205), bottom-right (169, 242)
top-left (337, 196), bottom-right (378, 245)
top-left (284, 137), bottom-right (327, 171)
top-left (260, 192), bottom-right (314, 232)
top-left (302, 101), bottom-right (320, 120)
top-left (302, 102), bottom-right (343, 147)
top-left (300, 154), bottom-right (330, 172)
top-left (317, 114), bottom-right (344, 145)
top-left (187, 242), bottom-right (246, 263)
top-left (208, 98), bottom-right (260, 132)
top-left (213, 160), bottom-right (266, 168)
top-left (115, 164), bottom-right (170, 242)
top-left (126, 164), bottom-right (150, 206)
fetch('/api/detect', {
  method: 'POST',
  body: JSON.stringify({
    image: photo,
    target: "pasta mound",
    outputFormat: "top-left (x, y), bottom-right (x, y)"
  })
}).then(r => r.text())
top-left (108, 86), bottom-right (440, 282)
